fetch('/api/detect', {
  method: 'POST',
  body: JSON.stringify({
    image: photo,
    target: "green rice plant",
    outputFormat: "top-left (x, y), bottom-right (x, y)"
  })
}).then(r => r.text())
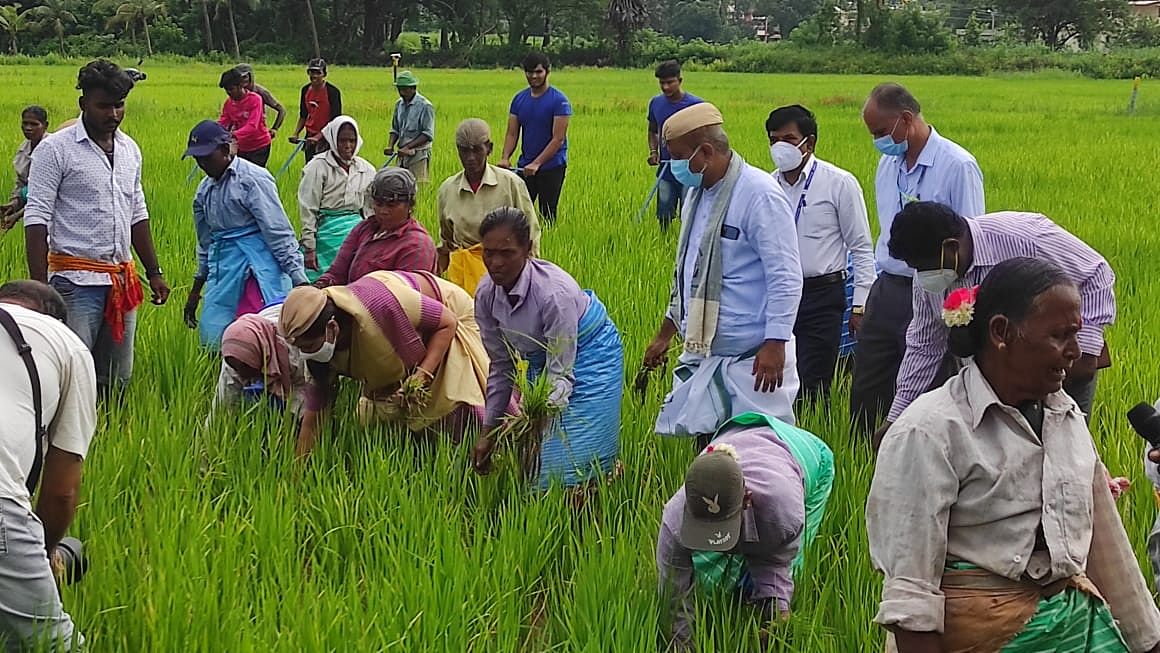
top-left (395, 371), bottom-right (432, 417)
top-left (490, 355), bottom-right (564, 485)
top-left (0, 63), bottom-right (1156, 651)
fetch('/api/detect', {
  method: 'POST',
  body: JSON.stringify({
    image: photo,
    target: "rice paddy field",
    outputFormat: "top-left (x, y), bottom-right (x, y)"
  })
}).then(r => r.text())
top-left (2, 62), bottom-right (1160, 651)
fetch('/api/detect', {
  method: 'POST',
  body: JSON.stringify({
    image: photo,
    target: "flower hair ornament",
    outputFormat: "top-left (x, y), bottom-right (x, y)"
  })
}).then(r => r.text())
top-left (703, 443), bottom-right (740, 461)
top-left (942, 286), bottom-right (979, 328)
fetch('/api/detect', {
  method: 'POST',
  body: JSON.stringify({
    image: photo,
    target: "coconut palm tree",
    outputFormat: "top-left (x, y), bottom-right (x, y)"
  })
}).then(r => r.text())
top-left (605, 0), bottom-right (647, 63)
top-left (304, 0), bottom-right (321, 58)
top-left (30, 0), bottom-right (78, 55)
top-left (106, 0), bottom-right (166, 55)
top-left (0, 5), bottom-right (31, 54)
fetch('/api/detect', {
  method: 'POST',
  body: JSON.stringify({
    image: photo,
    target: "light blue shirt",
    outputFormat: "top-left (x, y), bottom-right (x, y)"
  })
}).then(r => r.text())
top-left (193, 157), bottom-right (308, 285)
top-left (668, 157), bottom-right (803, 355)
top-left (873, 126), bottom-right (985, 277)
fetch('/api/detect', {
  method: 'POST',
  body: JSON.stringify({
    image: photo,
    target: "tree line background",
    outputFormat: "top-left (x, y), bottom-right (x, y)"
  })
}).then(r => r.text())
top-left (1, 0), bottom-right (1159, 75)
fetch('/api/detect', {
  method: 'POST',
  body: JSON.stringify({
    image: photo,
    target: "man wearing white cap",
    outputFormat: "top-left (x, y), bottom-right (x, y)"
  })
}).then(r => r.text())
top-left (642, 102), bottom-right (803, 446)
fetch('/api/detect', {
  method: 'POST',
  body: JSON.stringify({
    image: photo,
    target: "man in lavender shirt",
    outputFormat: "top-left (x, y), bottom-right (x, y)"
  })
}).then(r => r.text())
top-left (656, 424), bottom-right (809, 651)
top-left (882, 201), bottom-right (1114, 439)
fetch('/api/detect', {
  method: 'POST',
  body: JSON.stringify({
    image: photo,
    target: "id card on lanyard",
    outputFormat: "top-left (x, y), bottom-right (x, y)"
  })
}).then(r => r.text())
top-left (897, 162), bottom-right (926, 208)
top-left (793, 161), bottom-right (819, 225)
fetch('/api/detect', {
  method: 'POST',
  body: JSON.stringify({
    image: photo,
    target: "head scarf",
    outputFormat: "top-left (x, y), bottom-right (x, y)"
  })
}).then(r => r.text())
top-left (221, 315), bottom-right (292, 399)
top-left (369, 167), bottom-right (417, 201)
top-left (662, 102), bottom-right (724, 143)
top-left (320, 115), bottom-right (363, 163)
top-left (281, 286), bottom-right (328, 343)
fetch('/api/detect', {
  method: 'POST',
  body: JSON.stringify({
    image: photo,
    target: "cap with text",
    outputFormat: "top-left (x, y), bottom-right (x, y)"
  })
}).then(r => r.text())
top-left (183, 120), bottom-right (232, 158)
top-left (680, 445), bottom-right (746, 552)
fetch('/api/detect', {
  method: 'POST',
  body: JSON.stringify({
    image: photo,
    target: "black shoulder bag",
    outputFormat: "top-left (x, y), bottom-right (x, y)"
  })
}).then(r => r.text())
top-left (0, 307), bottom-right (46, 495)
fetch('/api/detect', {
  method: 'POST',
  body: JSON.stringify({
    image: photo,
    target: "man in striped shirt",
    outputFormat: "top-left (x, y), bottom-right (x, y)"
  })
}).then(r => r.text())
top-left (883, 202), bottom-right (1114, 435)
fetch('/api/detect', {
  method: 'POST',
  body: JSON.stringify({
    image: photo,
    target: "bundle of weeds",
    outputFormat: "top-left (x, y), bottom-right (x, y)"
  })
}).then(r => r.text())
top-left (491, 357), bottom-right (564, 485)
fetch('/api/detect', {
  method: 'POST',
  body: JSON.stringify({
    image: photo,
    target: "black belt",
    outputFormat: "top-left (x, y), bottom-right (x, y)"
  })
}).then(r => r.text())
top-left (802, 271), bottom-right (846, 290)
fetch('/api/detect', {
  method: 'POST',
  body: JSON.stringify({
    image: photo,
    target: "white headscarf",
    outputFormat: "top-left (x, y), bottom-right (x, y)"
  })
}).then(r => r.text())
top-left (320, 115), bottom-right (363, 162)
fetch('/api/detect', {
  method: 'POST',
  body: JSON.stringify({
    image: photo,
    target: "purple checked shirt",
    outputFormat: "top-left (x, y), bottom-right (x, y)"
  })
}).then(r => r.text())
top-left (656, 426), bottom-right (805, 646)
top-left (888, 211), bottom-right (1116, 421)
top-left (475, 258), bottom-right (590, 428)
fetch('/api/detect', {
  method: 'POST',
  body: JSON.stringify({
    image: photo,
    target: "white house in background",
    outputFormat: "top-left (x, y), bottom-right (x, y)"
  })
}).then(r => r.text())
top-left (1131, 0), bottom-right (1160, 20)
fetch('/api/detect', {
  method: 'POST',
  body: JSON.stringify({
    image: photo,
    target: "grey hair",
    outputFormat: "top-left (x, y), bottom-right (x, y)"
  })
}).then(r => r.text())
top-left (455, 118), bottom-right (491, 147)
top-left (683, 124), bottom-right (730, 152)
top-left (369, 166), bottom-right (417, 201)
top-left (867, 82), bottom-right (922, 115)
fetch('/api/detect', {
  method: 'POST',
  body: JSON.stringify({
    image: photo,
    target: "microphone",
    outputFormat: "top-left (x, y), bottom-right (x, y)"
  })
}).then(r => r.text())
top-left (1127, 402), bottom-right (1160, 449)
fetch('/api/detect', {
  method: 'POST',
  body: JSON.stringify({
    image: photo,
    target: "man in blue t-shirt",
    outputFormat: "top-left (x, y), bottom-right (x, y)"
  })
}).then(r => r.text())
top-left (500, 52), bottom-right (572, 225)
top-left (647, 60), bottom-right (702, 230)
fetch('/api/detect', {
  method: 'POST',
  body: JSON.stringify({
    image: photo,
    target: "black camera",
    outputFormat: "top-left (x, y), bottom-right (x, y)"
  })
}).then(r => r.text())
top-left (55, 537), bottom-right (88, 585)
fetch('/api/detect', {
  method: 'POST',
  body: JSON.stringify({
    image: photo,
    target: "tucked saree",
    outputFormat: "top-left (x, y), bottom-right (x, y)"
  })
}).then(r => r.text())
top-left (319, 269), bottom-right (488, 431)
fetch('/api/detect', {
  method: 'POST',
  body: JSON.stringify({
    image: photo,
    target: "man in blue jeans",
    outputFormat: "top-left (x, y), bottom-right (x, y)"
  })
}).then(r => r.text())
top-left (24, 59), bottom-right (169, 392)
top-left (500, 52), bottom-right (572, 225)
top-left (647, 60), bottom-right (702, 230)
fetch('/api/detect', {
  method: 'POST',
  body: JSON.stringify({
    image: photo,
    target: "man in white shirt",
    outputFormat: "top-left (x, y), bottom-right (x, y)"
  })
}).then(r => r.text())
top-left (0, 280), bottom-right (97, 651)
top-left (24, 59), bottom-right (170, 392)
top-left (849, 82), bottom-right (985, 434)
top-left (767, 104), bottom-right (874, 405)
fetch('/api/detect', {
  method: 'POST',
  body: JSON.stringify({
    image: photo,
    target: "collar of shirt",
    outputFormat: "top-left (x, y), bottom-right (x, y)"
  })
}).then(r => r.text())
top-left (504, 259), bottom-right (535, 310)
top-left (896, 126), bottom-right (944, 175)
top-left (372, 217), bottom-right (420, 242)
top-left (208, 156), bottom-right (243, 186)
top-left (962, 360), bottom-right (1076, 431)
top-left (16, 140), bottom-right (31, 156)
top-left (70, 118), bottom-right (126, 148)
top-left (777, 153), bottom-right (815, 189)
top-left (457, 165), bottom-right (499, 193)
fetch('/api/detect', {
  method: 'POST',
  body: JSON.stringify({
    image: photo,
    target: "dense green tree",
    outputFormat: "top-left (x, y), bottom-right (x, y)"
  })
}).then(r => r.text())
top-left (995, 0), bottom-right (1125, 49)
top-left (0, 5), bottom-right (31, 54)
top-left (30, 0), bottom-right (78, 55)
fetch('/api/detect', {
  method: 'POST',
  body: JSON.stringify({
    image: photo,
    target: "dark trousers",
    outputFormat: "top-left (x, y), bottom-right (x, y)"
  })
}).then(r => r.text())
top-left (849, 273), bottom-right (913, 433)
top-left (303, 138), bottom-right (321, 163)
top-left (1064, 372), bottom-right (1098, 422)
top-left (794, 273), bottom-right (847, 405)
top-left (238, 145), bottom-right (271, 167)
top-left (520, 165), bottom-right (566, 225)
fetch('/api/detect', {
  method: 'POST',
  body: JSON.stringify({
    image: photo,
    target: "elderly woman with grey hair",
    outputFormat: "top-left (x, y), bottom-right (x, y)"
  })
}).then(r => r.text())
top-left (312, 167), bottom-right (437, 288)
top-left (436, 118), bottom-right (540, 294)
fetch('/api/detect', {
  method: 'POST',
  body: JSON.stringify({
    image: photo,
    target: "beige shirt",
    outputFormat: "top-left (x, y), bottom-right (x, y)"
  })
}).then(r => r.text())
top-left (11, 139), bottom-right (31, 204)
top-left (436, 164), bottom-right (540, 254)
top-left (296, 152), bottom-right (376, 251)
top-left (868, 361), bottom-right (1160, 650)
top-left (0, 303), bottom-right (96, 510)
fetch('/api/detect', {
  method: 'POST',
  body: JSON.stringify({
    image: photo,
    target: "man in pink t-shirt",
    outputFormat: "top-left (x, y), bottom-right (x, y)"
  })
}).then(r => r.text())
top-left (217, 67), bottom-right (272, 167)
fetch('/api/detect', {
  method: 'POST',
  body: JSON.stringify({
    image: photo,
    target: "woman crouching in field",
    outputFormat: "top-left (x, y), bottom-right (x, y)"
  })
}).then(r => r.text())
top-left (868, 257), bottom-right (1160, 653)
top-left (279, 270), bottom-right (489, 457)
top-left (208, 300), bottom-right (310, 422)
top-left (470, 207), bottom-right (623, 492)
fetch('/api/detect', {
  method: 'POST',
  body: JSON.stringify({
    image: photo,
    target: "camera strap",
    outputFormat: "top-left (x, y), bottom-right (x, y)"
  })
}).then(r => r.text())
top-left (0, 307), bottom-right (46, 495)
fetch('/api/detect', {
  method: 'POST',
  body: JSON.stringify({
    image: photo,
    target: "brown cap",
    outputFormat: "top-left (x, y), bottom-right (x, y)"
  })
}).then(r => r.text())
top-left (662, 102), bottom-right (724, 144)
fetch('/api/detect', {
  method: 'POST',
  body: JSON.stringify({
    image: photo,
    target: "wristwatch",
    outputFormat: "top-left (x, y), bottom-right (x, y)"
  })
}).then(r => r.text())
top-left (146, 267), bottom-right (164, 279)
top-left (851, 305), bottom-right (865, 315)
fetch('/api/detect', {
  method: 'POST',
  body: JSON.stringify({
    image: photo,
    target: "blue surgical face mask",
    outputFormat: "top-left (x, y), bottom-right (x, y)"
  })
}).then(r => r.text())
top-left (873, 116), bottom-right (908, 157)
top-left (670, 145), bottom-right (705, 188)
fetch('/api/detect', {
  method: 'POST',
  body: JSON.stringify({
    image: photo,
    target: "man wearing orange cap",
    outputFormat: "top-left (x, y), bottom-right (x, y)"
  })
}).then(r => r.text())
top-left (642, 102), bottom-right (803, 447)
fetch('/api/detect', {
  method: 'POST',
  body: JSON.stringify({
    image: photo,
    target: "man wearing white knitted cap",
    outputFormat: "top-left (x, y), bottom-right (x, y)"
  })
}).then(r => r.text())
top-left (641, 102), bottom-right (804, 448)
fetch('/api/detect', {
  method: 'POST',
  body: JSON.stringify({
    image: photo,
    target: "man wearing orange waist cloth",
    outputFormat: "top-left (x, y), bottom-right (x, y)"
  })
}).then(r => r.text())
top-left (24, 59), bottom-right (170, 391)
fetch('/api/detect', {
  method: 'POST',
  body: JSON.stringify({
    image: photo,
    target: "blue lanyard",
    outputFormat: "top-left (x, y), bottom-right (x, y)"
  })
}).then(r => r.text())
top-left (897, 162), bottom-right (926, 207)
top-left (793, 161), bottom-right (819, 225)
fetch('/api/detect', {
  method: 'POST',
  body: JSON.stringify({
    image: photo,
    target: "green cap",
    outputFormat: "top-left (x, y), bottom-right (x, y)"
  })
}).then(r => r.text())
top-left (680, 447), bottom-right (746, 552)
top-left (395, 70), bottom-right (419, 87)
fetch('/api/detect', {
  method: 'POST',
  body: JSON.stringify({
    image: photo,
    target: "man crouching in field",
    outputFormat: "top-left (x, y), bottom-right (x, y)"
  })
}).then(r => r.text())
top-left (0, 281), bottom-right (97, 650)
top-left (657, 413), bottom-right (833, 651)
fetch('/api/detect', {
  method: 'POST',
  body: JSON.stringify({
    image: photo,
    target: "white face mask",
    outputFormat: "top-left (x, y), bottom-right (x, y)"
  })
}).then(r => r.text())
top-left (302, 339), bottom-right (335, 363)
top-left (769, 139), bottom-right (808, 172)
top-left (916, 269), bottom-right (958, 294)
top-left (300, 318), bottom-right (338, 363)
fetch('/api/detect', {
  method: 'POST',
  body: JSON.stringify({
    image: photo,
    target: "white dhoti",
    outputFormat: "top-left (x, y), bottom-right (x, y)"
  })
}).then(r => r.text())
top-left (655, 339), bottom-right (799, 437)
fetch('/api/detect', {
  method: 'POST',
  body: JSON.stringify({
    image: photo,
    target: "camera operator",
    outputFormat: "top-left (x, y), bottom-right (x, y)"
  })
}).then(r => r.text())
top-left (0, 280), bottom-right (95, 650)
